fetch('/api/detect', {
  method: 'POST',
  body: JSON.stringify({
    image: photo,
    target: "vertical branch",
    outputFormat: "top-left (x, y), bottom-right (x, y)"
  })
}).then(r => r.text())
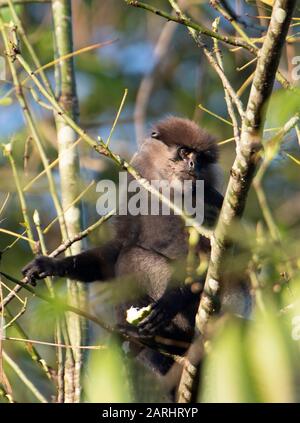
top-left (0, 20), bottom-right (69, 242)
top-left (6, 0), bottom-right (52, 93)
top-left (3, 144), bottom-right (35, 250)
top-left (51, 0), bottom-right (86, 403)
top-left (200, 0), bottom-right (296, 321)
top-left (0, 14), bottom-right (73, 402)
top-left (180, 0), bottom-right (296, 403)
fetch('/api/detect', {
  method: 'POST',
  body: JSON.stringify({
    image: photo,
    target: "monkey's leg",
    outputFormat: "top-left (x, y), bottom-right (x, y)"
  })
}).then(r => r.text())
top-left (21, 240), bottom-right (121, 284)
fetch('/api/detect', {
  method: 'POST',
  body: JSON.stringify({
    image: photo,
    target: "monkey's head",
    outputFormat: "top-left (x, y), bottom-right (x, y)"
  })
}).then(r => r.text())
top-left (148, 116), bottom-right (219, 186)
top-left (131, 116), bottom-right (223, 226)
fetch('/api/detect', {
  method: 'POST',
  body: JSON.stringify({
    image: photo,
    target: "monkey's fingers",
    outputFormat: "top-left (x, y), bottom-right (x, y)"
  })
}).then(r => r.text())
top-left (137, 307), bottom-right (166, 335)
top-left (22, 256), bottom-right (59, 286)
top-left (21, 266), bottom-right (39, 286)
top-left (22, 265), bottom-right (47, 286)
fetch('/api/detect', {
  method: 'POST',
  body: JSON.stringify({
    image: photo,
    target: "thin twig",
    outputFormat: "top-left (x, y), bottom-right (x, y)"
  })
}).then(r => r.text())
top-left (4, 336), bottom-right (106, 350)
top-left (0, 210), bottom-right (115, 311)
top-left (3, 350), bottom-right (48, 403)
top-left (169, 0), bottom-right (245, 119)
top-left (3, 299), bottom-right (27, 329)
top-left (106, 88), bottom-right (128, 146)
top-left (125, 0), bottom-right (256, 53)
top-left (212, 17), bottom-right (241, 143)
top-left (0, 271), bottom-right (113, 332)
top-left (4, 307), bottom-right (53, 380)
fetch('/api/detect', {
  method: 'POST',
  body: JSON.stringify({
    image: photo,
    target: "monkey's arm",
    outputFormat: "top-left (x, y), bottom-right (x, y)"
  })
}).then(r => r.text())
top-left (22, 240), bottom-right (121, 284)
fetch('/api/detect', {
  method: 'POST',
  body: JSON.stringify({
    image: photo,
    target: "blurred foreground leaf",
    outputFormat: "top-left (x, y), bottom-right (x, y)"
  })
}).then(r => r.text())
top-left (200, 318), bottom-right (256, 403)
top-left (84, 339), bottom-right (132, 403)
top-left (200, 305), bottom-right (300, 403)
top-left (248, 304), bottom-right (296, 402)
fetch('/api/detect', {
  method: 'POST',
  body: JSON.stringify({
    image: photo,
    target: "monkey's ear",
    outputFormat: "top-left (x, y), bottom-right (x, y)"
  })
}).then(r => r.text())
top-left (151, 131), bottom-right (160, 139)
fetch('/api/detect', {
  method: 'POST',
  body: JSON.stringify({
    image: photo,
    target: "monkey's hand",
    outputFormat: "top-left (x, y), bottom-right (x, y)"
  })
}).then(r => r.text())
top-left (137, 285), bottom-right (199, 336)
top-left (22, 256), bottom-right (60, 286)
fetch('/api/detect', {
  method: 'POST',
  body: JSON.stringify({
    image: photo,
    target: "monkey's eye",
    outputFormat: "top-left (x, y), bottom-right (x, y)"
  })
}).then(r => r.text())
top-left (151, 131), bottom-right (160, 139)
top-left (177, 147), bottom-right (190, 160)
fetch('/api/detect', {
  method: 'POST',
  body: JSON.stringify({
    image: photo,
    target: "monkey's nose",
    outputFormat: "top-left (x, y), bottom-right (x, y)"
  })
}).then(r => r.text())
top-left (189, 160), bottom-right (195, 170)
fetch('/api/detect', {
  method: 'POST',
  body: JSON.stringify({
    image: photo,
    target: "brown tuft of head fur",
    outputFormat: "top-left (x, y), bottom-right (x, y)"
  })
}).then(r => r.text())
top-left (151, 116), bottom-right (218, 163)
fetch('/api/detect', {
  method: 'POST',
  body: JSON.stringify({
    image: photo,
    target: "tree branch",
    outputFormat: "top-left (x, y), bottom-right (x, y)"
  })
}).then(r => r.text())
top-left (125, 0), bottom-right (256, 53)
top-left (199, 0), bottom-right (296, 333)
top-left (178, 0), bottom-right (297, 403)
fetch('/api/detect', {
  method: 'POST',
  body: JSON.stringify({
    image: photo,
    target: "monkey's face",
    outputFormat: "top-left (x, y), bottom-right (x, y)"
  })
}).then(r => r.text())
top-left (133, 116), bottom-right (220, 192)
top-left (169, 145), bottom-right (214, 183)
top-left (150, 116), bottom-right (218, 184)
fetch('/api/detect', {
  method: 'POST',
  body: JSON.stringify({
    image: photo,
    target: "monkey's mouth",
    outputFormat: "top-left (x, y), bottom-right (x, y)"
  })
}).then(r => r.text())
top-left (187, 170), bottom-right (198, 180)
top-left (178, 170), bottom-right (195, 180)
top-left (178, 169), bottom-right (199, 181)
top-left (177, 171), bottom-right (197, 183)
